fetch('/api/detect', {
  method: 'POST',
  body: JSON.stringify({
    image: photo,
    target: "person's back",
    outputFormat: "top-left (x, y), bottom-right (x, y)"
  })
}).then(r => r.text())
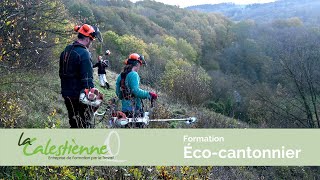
top-left (116, 71), bottom-right (149, 113)
top-left (115, 53), bottom-right (158, 117)
top-left (59, 41), bottom-right (93, 98)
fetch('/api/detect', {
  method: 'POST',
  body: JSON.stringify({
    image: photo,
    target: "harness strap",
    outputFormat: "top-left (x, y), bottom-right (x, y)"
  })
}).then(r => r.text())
top-left (120, 72), bottom-right (133, 100)
top-left (61, 42), bottom-right (87, 77)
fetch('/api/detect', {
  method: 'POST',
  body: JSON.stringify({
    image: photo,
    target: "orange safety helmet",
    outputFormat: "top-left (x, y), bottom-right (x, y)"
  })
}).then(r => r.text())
top-left (124, 53), bottom-right (146, 66)
top-left (129, 53), bottom-right (140, 61)
top-left (74, 24), bottom-right (103, 42)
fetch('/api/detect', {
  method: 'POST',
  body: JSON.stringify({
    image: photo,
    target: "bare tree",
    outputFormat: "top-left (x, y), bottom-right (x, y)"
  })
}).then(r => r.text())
top-left (263, 27), bottom-right (320, 128)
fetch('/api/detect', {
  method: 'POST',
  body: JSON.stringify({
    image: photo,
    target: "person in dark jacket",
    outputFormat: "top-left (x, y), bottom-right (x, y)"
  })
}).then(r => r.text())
top-left (93, 50), bottom-right (110, 89)
top-left (59, 24), bottom-right (102, 128)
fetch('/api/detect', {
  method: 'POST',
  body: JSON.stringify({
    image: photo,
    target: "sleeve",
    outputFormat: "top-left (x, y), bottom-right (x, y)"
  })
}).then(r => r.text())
top-left (127, 72), bottom-right (151, 99)
top-left (93, 62), bottom-right (99, 68)
top-left (80, 52), bottom-right (94, 89)
top-left (105, 60), bottom-right (109, 67)
top-left (116, 75), bottom-right (122, 99)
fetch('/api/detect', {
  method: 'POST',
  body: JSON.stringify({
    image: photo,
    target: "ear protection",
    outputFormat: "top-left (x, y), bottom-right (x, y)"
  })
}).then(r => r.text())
top-left (74, 25), bottom-right (81, 32)
top-left (74, 24), bottom-right (96, 40)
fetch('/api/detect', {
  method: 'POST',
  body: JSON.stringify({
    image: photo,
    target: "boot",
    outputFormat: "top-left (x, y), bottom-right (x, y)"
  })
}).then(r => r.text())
top-left (106, 82), bottom-right (110, 89)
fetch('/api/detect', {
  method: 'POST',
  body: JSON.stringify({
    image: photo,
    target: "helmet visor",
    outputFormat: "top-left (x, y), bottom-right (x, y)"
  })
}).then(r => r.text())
top-left (91, 26), bottom-right (103, 42)
top-left (139, 55), bottom-right (146, 65)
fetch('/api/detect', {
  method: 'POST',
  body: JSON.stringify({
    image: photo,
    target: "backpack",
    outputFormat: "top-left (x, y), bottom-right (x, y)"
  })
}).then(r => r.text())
top-left (120, 72), bottom-right (133, 100)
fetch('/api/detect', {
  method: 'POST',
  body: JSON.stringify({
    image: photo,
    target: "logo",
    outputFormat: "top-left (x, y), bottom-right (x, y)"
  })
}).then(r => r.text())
top-left (18, 131), bottom-right (125, 162)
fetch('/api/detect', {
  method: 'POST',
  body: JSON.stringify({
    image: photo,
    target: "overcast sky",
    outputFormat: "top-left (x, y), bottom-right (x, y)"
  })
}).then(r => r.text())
top-left (130, 0), bottom-right (276, 8)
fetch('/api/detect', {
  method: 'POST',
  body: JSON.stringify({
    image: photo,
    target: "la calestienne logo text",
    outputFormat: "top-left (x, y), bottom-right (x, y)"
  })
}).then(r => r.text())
top-left (18, 132), bottom-right (108, 156)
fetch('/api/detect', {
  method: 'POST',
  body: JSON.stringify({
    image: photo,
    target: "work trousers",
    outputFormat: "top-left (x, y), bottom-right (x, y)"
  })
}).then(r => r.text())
top-left (63, 97), bottom-right (93, 128)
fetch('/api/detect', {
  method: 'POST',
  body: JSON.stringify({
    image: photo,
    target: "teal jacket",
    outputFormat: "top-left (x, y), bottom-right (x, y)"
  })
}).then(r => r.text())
top-left (116, 71), bottom-right (151, 112)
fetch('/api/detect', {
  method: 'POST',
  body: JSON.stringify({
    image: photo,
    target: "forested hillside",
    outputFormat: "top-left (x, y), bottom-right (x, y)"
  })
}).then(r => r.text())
top-left (1, 0), bottom-right (320, 178)
top-left (60, 0), bottom-right (320, 129)
top-left (187, 0), bottom-right (320, 25)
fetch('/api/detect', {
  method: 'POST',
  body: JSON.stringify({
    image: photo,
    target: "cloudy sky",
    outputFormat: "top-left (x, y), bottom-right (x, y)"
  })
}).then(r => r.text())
top-left (130, 0), bottom-right (276, 8)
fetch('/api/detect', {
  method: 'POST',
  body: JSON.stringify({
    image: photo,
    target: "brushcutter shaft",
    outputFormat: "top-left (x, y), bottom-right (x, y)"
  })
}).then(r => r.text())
top-left (149, 117), bottom-right (197, 123)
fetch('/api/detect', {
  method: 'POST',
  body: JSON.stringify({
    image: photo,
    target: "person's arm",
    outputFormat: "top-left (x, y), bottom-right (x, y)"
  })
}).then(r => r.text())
top-left (80, 52), bottom-right (94, 89)
top-left (93, 62), bottom-right (99, 68)
top-left (104, 60), bottom-right (109, 68)
top-left (59, 51), bottom-right (64, 78)
top-left (115, 75), bottom-right (122, 99)
top-left (127, 72), bottom-right (151, 99)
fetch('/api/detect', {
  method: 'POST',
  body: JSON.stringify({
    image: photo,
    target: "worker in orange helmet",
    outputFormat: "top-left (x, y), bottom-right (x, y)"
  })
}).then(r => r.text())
top-left (116, 53), bottom-right (158, 118)
top-left (59, 24), bottom-right (103, 128)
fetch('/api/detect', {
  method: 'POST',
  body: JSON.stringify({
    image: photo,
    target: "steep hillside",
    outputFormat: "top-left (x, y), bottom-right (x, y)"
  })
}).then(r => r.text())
top-left (186, 0), bottom-right (320, 25)
top-left (1, 66), bottom-right (246, 129)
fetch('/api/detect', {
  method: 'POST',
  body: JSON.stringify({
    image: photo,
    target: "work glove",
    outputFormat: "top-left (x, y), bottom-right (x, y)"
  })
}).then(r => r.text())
top-left (149, 92), bottom-right (158, 100)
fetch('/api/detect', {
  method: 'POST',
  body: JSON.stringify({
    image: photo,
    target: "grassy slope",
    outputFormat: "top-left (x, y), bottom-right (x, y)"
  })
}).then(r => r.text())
top-left (1, 65), bottom-right (246, 129)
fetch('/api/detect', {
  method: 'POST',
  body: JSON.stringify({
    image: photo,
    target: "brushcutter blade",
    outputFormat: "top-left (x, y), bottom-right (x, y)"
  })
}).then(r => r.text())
top-left (185, 117), bottom-right (197, 124)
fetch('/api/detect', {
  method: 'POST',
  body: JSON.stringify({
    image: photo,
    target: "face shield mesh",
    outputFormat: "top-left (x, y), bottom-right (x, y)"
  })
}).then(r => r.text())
top-left (91, 26), bottom-right (103, 42)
